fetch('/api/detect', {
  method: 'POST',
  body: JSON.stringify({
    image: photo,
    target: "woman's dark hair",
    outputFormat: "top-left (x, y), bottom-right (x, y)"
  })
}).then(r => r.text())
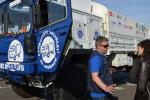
top-left (138, 39), bottom-right (150, 57)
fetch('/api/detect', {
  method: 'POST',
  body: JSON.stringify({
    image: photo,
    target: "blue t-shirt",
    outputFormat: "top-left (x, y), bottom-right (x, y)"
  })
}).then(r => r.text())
top-left (89, 55), bottom-right (106, 97)
top-left (89, 55), bottom-right (102, 73)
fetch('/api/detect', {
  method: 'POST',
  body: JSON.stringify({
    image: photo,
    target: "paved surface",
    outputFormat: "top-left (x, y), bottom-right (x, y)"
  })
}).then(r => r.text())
top-left (114, 83), bottom-right (137, 100)
top-left (0, 81), bottom-right (38, 100)
top-left (0, 80), bottom-right (136, 100)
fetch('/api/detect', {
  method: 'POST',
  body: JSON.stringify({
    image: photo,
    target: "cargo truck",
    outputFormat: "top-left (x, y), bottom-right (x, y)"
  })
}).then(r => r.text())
top-left (0, 0), bottom-right (149, 99)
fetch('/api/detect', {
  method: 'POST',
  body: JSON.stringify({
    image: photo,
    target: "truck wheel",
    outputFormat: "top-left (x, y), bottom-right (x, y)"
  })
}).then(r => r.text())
top-left (11, 84), bottom-right (35, 98)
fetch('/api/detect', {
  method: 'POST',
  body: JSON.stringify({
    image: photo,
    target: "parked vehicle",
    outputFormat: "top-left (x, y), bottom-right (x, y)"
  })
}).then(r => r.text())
top-left (0, 0), bottom-right (149, 99)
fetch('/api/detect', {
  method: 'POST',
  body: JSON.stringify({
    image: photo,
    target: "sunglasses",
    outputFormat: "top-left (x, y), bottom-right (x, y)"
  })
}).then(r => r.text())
top-left (99, 44), bottom-right (109, 48)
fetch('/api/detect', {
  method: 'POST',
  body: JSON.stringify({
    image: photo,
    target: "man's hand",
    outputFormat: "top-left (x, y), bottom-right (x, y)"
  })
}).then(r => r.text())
top-left (92, 73), bottom-right (116, 94)
top-left (104, 84), bottom-right (116, 94)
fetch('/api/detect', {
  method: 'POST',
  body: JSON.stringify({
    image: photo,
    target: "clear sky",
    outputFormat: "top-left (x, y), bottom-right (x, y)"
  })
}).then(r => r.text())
top-left (93, 0), bottom-right (150, 27)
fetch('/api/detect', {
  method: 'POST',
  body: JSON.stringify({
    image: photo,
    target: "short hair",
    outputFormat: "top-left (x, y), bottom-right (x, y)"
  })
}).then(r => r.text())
top-left (138, 39), bottom-right (150, 56)
top-left (95, 36), bottom-right (108, 47)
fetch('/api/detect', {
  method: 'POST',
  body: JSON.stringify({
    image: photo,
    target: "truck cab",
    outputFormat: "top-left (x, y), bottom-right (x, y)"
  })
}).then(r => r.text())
top-left (0, 0), bottom-right (75, 99)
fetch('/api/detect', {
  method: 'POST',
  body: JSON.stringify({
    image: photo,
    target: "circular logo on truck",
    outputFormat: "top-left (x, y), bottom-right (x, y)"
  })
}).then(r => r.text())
top-left (8, 40), bottom-right (24, 62)
top-left (41, 36), bottom-right (56, 63)
top-left (38, 30), bottom-right (60, 69)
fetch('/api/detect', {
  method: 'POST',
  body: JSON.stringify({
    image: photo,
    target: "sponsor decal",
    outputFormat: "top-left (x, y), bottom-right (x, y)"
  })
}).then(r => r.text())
top-left (8, 40), bottom-right (24, 62)
top-left (94, 31), bottom-right (100, 38)
top-left (0, 62), bottom-right (24, 72)
top-left (38, 30), bottom-right (60, 69)
top-left (77, 29), bottom-right (83, 39)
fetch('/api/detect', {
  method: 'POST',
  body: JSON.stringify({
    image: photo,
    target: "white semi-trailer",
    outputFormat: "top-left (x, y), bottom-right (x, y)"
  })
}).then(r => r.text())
top-left (92, 2), bottom-right (149, 67)
top-left (71, 0), bottom-right (149, 68)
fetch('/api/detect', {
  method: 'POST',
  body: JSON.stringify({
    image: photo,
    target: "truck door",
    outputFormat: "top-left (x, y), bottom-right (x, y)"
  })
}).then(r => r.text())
top-left (0, 0), bottom-right (37, 75)
top-left (87, 17), bottom-right (103, 48)
top-left (34, 0), bottom-right (72, 73)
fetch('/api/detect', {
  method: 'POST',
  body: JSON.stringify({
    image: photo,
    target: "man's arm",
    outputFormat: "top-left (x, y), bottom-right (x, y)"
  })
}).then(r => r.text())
top-left (92, 72), bottom-right (116, 94)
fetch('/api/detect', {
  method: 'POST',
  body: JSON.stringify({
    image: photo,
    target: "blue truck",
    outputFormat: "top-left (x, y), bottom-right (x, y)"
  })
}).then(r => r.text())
top-left (1, 0), bottom-right (146, 99)
top-left (0, 0), bottom-right (92, 99)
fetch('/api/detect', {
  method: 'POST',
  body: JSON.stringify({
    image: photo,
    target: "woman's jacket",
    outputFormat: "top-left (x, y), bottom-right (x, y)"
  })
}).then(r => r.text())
top-left (134, 56), bottom-right (150, 100)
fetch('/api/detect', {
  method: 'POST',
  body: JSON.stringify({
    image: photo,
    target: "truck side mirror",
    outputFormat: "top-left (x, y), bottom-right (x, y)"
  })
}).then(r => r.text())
top-left (24, 34), bottom-right (36, 55)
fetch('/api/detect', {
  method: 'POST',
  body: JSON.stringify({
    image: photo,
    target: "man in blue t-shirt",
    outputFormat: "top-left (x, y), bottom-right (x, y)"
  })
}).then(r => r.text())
top-left (88, 36), bottom-right (116, 100)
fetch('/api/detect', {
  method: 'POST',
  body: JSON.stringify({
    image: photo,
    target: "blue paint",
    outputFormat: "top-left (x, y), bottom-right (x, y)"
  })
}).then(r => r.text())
top-left (0, 0), bottom-right (72, 83)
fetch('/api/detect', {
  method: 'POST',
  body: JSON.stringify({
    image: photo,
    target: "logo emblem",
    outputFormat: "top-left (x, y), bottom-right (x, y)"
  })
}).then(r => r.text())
top-left (38, 31), bottom-right (60, 69)
top-left (94, 31), bottom-right (100, 38)
top-left (8, 40), bottom-right (24, 62)
top-left (41, 37), bottom-right (55, 64)
top-left (77, 30), bottom-right (83, 39)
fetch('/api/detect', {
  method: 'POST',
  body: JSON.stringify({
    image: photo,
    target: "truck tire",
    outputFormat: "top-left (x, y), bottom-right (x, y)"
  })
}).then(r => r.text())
top-left (56, 63), bottom-right (91, 100)
top-left (11, 84), bottom-right (39, 98)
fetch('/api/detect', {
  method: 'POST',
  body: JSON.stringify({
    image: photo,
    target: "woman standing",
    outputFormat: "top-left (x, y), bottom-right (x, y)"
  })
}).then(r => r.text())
top-left (134, 39), bottom-right (150, 100)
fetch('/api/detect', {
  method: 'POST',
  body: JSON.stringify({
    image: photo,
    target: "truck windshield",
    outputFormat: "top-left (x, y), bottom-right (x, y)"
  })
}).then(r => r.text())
top-left (38, 0), bottom-right (67, 28)
top-left (6, 0), bottom-right (31, 35)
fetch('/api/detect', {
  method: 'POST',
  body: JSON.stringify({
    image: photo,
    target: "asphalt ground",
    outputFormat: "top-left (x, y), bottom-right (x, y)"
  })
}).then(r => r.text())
top-left (0, 81), bottom-right (38, 100)
top-left (0, 81), bottom-right (136, 100)
top-left (113, 83), bottom-right (137, 100)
